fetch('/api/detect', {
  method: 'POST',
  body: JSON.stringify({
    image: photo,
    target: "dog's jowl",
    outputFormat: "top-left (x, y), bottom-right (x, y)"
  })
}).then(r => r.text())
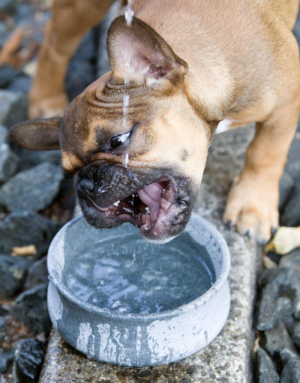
top-left (9, 0), bottom-right (300, 243)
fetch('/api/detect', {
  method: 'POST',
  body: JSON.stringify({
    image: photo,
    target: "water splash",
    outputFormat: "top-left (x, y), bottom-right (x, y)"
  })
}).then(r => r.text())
top-left (123, 94), bottom-right (130, 128)
top-left (125, 0), bottom-right (134, 26)
top-left (123, 0), bottom-right (134, 169)
top-left (124, 152), bottom-right (129, 168)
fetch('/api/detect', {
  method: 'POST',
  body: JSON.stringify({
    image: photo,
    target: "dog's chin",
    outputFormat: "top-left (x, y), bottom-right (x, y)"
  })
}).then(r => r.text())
top-left (78, 176), bottom-right (194, 243)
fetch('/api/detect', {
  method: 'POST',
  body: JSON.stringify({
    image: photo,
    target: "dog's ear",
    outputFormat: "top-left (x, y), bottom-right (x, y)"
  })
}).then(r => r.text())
top-left (107, 16), bottom-right (188, 86)
top-left (9, 117), bottom-right (61, 151)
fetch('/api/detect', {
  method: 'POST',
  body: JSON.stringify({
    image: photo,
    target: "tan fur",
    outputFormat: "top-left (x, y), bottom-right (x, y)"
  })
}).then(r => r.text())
top-left (23, 0), bottom-right (300, 241)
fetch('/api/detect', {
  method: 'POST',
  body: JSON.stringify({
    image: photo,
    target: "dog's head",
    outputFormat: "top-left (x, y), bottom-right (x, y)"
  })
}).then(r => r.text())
top-left (10, 16), bottom-right (214, 243)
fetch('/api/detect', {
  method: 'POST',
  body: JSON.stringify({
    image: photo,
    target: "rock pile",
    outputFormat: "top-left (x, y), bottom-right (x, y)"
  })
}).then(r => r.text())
top-left (0, 0), bottom-right (99, 379)
top-left (255, 119), bottom-right (300, 382)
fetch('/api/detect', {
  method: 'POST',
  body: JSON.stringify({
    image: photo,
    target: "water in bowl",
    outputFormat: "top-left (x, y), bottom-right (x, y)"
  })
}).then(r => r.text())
top-left (63, 232), bottom-right (215, 314)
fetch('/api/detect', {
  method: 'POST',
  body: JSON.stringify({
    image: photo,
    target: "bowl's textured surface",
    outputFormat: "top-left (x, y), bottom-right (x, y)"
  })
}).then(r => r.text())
top-left (47, 213), bottom-right (231, 367)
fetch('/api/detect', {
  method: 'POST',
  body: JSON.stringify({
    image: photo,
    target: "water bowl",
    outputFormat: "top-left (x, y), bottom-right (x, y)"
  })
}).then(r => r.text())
top-left (47, 213), bottom-right (231, 367)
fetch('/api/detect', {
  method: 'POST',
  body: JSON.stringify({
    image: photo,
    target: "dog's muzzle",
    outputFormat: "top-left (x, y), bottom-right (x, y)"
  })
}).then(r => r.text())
top-left (75, 163), bottom-right (196, 242)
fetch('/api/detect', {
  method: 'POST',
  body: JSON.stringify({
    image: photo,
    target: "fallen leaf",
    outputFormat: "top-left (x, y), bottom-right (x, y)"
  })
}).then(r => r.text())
top-left (265, 226), bottom-right (300, 255)
top-left (254, 337), bottom-right (260, 352)
top-left (11, 244), bottom-right (37, 256)
top-left (22, 60), bottom-right (37, 77)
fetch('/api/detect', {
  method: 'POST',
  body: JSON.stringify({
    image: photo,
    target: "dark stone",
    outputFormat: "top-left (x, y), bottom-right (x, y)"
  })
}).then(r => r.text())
top-left (256, 348), bottom-right (280, 383)
top-left (0, 254), bottom-right (33, 299)
top-left (261, 320), bottom-right (299, 371)
top-left (279, 249), bottom-right (300, 271)
top-left (0, 91), bottom-right (27, 128)
top-left (7, 76), bottom-right (32, 95)
top-left (286, 130), bottom-right (300, 183)
top-left (0, 143), bottom-right (19, 183)
top-left (280, 186), bottom-right (300, 227)
top-left (256, 269), bottom-right (294, 331)
top-left (0, 305), bottom-right (8, 316)
top-left (0, 211), bottom-right (61, 258)
top-left (293, 18), bottom-right (300, 45)
top-left (0, 315), bottom-right (6, 342)
top-left (65, 60), bottom-right (96, 101)
top-left (0, 348), bottom-right (14, 373)
top-left (73, 30), bottom-right (96, 62)
top-left (283, 312), bottom-right (295, 337)
top-left (0, 0), bottom-right (16, 13)
top-left (24, 257), bottom-right (48, 290)
top-left (281, 359), bottom-right (300, 383)
top-left (0, 22), bottom-right (9, 48)
top-left (257, 267), bottom-right (300, 321)
top-left (256, 287), bottom-right (292, 332)
top-left (0, 64), bottom-right (19, 88)
top-left (11, 339), bottom-right (46, 383)
top-left (17, 149), bottom-right (61, 172)
top-left (11, 283), bottom-right (51, 334)
top-left (285, 160), bottom-right (300, 186)
top-left (0, 162), bottom-right (63, 212)
top-left (279, 172), bottom-right (295, 210)
top-left (292, 321), bottom-right (300, 349)
top-left (0, 125), bottom-right (8, 144)
top-left (267, 252), bottom-right (282, 265)
top-left (13, 3), bottom-right (36, 26)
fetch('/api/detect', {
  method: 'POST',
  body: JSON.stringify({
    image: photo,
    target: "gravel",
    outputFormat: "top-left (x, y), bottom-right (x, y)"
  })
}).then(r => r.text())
top-left (0, 211), bottom-right (61, 257)
top-left (280, 186), bottom-right (300, 227)
top-left (11, 283), bottom-right (51, 334)
top-left (256, 348), bottom-right (280, 383)
top-left (0, 90), bottom-right (27, 128)
top-left (0, 162), bottom-right (63, 212)
top-left (261, 320), bottom-right (299, 371)
top-left (0, 143), bottom-right (19, 183)
top-left (11, 338), bottom-right (46, 383)
top-left (281, 359), bottom-right (300, 383)
top-left (24, 257), bottom-right (48, 290)
top-left (0, 65), bottom-right (19, 89)
top-left (0, 254), bottom-right (33, 299)
top-left (0, 348), bottom-right (15, 374)
top-left (0, 315), bottom-right (7, 342)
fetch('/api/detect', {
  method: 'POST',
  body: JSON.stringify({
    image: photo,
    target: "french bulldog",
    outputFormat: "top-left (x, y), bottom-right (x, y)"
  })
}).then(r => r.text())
top-left (9, 0), bottom-right (300, 244)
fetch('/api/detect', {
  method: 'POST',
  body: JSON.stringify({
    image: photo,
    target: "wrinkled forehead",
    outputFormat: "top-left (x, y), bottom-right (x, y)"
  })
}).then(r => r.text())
top-left (59, 76), bottom-right (157, 170)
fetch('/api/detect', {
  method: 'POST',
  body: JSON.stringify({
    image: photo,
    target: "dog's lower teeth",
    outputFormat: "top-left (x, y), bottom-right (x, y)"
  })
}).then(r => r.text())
top-left (123, 207), bottom-right (134, 216)
top-left (145, 207), bottom-right (150, 215)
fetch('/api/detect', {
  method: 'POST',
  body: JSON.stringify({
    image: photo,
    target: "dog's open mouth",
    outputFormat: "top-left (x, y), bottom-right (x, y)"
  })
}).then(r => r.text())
top-left (87, 177), bottom-right (178, 235)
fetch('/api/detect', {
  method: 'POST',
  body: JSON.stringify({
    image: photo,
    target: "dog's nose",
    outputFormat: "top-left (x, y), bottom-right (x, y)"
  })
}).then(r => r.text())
top-left (77, 178), bottom-right (95, 196)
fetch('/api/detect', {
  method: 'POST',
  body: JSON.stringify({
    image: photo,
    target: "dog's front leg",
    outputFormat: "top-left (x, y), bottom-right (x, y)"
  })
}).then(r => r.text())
top-left (223, 99), bottom-right (300, 243)
top-left (29, 0), bottom-right (114, 119)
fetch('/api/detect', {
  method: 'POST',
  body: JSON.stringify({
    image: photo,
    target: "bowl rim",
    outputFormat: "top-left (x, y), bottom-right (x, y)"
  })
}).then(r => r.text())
top-left (48, 213), bottom-right (231, 320)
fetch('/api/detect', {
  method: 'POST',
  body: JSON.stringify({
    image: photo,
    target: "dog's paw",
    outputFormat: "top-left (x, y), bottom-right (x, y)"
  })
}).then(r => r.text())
top-left (223, 178), bottom-right (279, 243)
top-left (28, 92), bottom-right (68, 119)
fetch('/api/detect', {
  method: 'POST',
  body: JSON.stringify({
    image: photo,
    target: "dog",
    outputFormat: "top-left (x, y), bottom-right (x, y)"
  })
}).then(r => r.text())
top-left (9, 0), bottom-right (300, 244)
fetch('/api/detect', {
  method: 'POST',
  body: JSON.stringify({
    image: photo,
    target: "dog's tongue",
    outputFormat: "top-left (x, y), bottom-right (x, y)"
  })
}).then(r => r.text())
top-left (137, 182), bottom-right (164, 221)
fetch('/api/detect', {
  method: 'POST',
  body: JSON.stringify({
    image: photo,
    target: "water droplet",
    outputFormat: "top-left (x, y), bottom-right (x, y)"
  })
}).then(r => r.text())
top-left (124, 152), bottom-right (129, 168)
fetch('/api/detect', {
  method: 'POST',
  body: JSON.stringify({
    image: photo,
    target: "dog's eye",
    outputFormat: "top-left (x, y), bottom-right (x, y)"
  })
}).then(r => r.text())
top-left (110, 131), bottom-right (131, 149)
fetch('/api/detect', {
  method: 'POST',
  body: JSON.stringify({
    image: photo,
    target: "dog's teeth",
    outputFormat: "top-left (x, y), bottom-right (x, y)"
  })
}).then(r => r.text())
top-left (145, 206), bottom-right (150, 215)
top-left (113, 200), bottom-right (120, 206)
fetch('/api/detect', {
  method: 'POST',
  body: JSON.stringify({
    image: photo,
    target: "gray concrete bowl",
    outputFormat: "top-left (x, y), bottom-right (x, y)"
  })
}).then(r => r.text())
top-left (47, 213), bottom-right (231, 367)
